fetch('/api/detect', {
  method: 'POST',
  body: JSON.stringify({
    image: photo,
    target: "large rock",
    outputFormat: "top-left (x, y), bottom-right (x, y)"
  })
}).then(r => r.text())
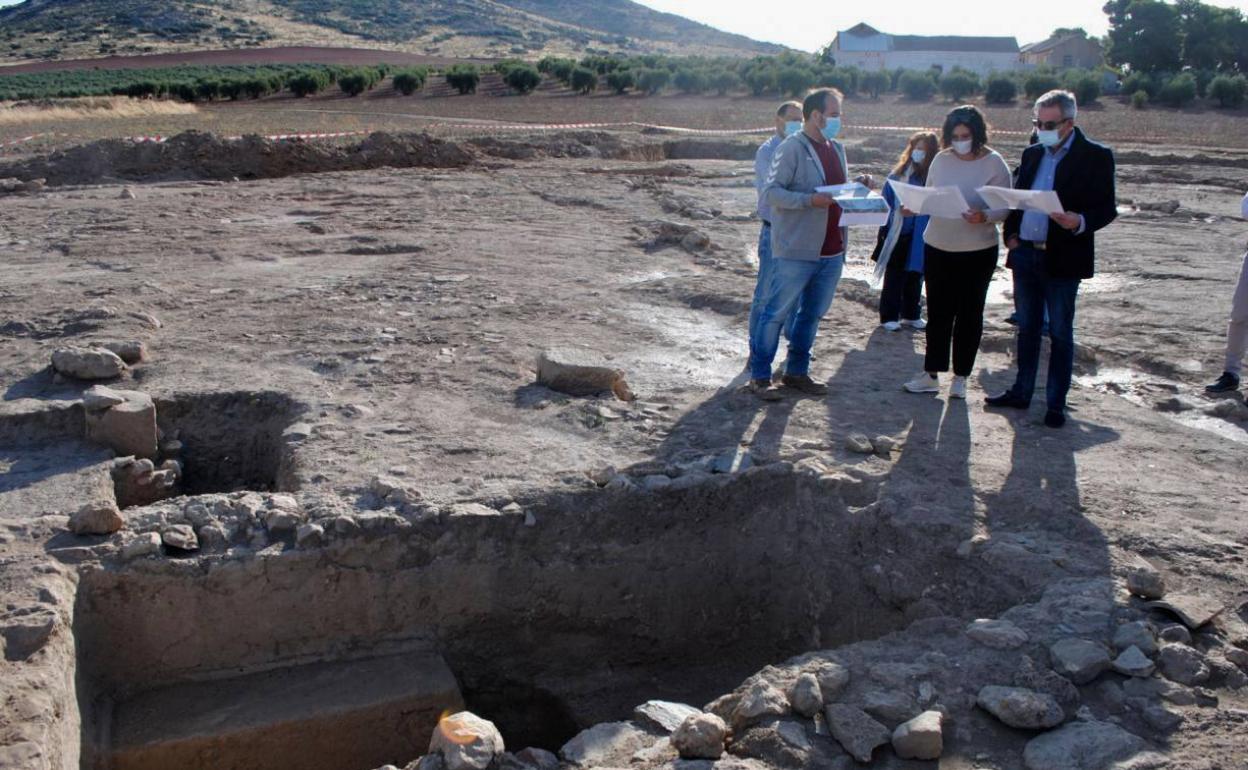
top-left (1157, 643), bottom-right (1210, 685)
top-left (69, 499), bottom-right (124, 535)
top-left (1125, 559), bottom-right (1166, 600)
top-left (559, 721), bottom-right (650, 766)
top-left (967, 618), bottom-right (1030, 649)
top-left (103, 340), bottom-right (148, 364)
top-left (84, 388), bottom-right (158, 459)
top-left (976, 686), bottom-right (1065, 730)
top-left (536, 348), bottom-right (635, 401)
top-left (1022, 720), bottom-right (1147, 770)
top-left (1112, 621), bottom-right (1158, 656)
top-left (1049, 638), bottom-right (1111, 685)
top-left (788, 673), bottom-right (823, 718)
top-left (633, 701), bottom-right (701, 733)
top-left (824, 704), bottom-right (890, 763)
top-left (671, 713), bottom-right (727, 760)
top-left (815, 663), bottom-right (851, 701)
top-left (731, 680), bottom-right (789, 729)
top-left (891, 710), bottom-right (943, 760)
top-left (51, 346), bottom-right (126, 380)
top-left (1111, 646), bottom-right (1156, 678)
top-left (161, 524), bottom-right (198, 552)
top-left (429, 712), bottom-right (504, 770)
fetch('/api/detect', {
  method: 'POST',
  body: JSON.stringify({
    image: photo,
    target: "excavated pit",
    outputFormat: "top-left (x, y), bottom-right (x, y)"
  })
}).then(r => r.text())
top-left (70, 465), bottom-right (1024, 770)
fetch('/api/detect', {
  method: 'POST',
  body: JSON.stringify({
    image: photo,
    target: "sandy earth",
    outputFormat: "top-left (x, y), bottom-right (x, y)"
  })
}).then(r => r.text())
top-left (1, 127), bottom-right (1247, 770)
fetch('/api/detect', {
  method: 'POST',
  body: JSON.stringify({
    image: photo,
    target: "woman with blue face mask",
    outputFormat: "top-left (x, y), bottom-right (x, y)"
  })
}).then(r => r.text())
top-left (872, 130), bottom-right (939, 331)
top-left (903, 105), bottom-right (1011, 401)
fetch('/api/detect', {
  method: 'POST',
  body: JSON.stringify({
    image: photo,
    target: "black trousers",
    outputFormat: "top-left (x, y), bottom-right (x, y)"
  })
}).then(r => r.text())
top-left (878, 234), bottom-right (924, 323)
top-left (922, 243), bottom-right (998, 376)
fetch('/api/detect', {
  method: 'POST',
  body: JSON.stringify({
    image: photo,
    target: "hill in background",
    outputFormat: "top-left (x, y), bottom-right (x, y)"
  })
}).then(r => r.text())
top-left (0, 0), bottom-right (785, 64)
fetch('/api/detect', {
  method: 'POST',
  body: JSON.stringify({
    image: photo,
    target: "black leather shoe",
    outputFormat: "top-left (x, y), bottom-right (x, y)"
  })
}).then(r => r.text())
top-left (1205, 372), bottom-right (1241, 393)
top-left (985, 391), bottom-right (1030, 409)
top-left (1044, 410), bottom-right (1067, 428)
top-left (782, 374), bottom-right (829, 396)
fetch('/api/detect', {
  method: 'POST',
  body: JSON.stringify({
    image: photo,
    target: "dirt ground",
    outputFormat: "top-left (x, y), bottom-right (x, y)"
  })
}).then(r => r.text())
top-left (1, 111), bottom-right (1247, 770)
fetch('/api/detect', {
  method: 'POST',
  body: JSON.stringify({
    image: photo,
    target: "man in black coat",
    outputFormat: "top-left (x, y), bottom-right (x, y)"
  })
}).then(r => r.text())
top-left (987, 90), bottom-right (1117, 428)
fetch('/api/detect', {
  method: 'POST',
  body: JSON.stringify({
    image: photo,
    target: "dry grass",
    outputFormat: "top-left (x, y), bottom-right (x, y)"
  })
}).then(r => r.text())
top-left (0, 97), bottom-right (197, 125)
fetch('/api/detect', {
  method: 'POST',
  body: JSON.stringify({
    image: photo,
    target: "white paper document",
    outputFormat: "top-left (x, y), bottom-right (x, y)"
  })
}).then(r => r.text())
top-left (885, 179), bottom-right (971, 219)
top-left (976, 186), bottom-right (1065, 215)
top-left (815, 182), bottom-right (891, 227)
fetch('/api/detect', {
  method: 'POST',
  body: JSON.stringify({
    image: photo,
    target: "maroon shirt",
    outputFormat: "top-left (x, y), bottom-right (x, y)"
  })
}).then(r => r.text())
top-left (810, 137), bottom-right (846, 257)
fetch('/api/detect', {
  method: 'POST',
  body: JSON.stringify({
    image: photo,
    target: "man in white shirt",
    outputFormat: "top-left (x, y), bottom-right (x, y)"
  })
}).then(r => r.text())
top-left (1205, 192), bottom-right (1248, 393)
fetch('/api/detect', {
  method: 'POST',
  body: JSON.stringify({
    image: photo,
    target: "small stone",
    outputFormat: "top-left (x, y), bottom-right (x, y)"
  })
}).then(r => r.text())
top-left (1158, 623), bottom-right (1192, 645)
top-left (161, 524), bottom-right (198, 551)
top-left (788, 673), bottom-right (823, 718)
top-left (1225, 647), bottom-right (1248, 672)
top-left (1049, 638), bottom-right (1111, 685)
top-left (872, 435), bottom-right (896, 455)
top-left (69, 500), bottom-right (124, 535)
top-left (429, 712), bottom-right (504, 770)
top-left (514, 747), bottom-right (558, 770)
top-left (295, 523), bottom-right (324, 549)
top-left (845, 433), bottom-right (874, 454)
top-left (824, 704), bottom-right (890, 763)
top-left (815, 663), bottom-right (851, 701)
top-left (264, 509), bottom-right (303, 533)
top-left (120, 187), bottom-right (136, 199)
top-left (671, 713), bottom-right (727, 760)
top-left (560, 721), bottom-right (650, 765)
top-left (197, 524), bottom-right (228, 551)
top-left (51, 346), bottom-right (126, 380)
top-left (976, 685), bottom-right (1065, 730)
top-left (588, 466), bottom-right (616, 486)
top-left (1126, 560), bottom-right (1166, 599)
top-left (891, 710), bottom-right (943, 760)
top-left (0, 610), bottom-right (56, 660)
top-left (269, 494), bottom-right (299, 510)
top-left (536, 348), bottom-right (635, 401)
top-left (1141, 704), bottom-right (1182, 732)
top-left (1112, 621), bottom-right (1158, 656)
top-left (861, 690), bottom-right (918, 726)
top-left (81, 385), bottom-right (126, 411)
top-left (1111, 646), bottom-right (1155, 677)
top-left (500, 502), bottom-right (523, 515)
top-left (1158, 643), bottom-right (1210, 685)
top-left (642, 474), bottom-right (672, 491)
top-left (633, 701), bottom-right (701, 734)
top-left (102, 341), bottom-right (147, 364)
top-left (967, 618), bottom-right (1030, 649)
top-left (121, 532), bottom-right (162, 560)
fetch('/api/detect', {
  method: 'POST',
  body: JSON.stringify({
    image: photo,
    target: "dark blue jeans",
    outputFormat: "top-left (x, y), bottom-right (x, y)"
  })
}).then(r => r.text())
top-left (1010, 245), bottom-right (1081, 412)
top-left (749, 255), bottom-right (844, 380)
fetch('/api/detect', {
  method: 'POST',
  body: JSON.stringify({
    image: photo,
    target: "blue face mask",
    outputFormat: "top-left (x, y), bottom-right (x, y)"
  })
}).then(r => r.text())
top-left (821, 116), bottom-right (841, 141)
top-left (784, 120), bottom-right (802, 137)
top-left (1037, 129), bottom-right (1062, 147)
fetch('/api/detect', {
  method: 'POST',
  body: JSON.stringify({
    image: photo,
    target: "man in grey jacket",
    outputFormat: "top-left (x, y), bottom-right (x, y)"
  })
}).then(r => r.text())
top-left (747, 88), bottom-right (851, 400)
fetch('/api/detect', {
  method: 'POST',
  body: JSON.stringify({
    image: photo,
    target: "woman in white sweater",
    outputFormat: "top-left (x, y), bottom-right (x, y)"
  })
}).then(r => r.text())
top-left (903, 105), bottom-right (1012, 399)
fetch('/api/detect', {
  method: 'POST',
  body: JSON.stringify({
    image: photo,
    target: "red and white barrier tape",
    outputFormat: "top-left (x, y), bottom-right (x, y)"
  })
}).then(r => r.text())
top-left (0, 133), bottom-right (44, 148)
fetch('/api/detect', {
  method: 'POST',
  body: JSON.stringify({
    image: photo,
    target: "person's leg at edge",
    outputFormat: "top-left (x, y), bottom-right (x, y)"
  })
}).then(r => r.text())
top-left (748, 223), bottom-right (774, 340)
top-left (749, 258), bottom-right (818, 381)
top-left (784, 255), bottom-right (845, 377)
top-left (902, 270), bottom-right (924, 323)
top-left (1043, 276), bottom-right (1081, 415)
top-left (921, 245), bottom-right (954, 375)
top-left (1222, 251), bottom-right (1248, 380)
top-left (950, 246), bottom-right (997, 378)
top-left (1009, 246), bottom-right (1047, 403)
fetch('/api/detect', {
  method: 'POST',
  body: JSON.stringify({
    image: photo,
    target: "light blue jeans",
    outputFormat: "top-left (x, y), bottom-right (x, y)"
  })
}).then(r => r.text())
top-left (749, 255), bottom-right (845, 380)
top-left (748, 224), bottom-right (797, 342)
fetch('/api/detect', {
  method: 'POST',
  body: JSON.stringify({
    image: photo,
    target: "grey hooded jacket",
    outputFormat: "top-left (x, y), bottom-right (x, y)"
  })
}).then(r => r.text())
top-left (763, 131), bottom-right (850, 261)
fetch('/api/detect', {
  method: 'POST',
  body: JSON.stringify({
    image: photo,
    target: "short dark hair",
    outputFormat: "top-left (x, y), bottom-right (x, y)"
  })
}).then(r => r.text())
top-left (776, 100), bottom-right (802, 118)
top-left (941, 104), bottom-right (990, 153)
top-left (802, 88), bottom-right (842, 121)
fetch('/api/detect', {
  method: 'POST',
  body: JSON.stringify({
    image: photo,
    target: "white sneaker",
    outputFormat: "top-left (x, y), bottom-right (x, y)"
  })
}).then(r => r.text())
top-left (949, 376), bottom-right (967, 399)
top-left (903, 318), bottom-right (927, 330)
top-left (903, 372), bottom-right (940, 393)
top-left (881, 321), bottom-right (902, 332)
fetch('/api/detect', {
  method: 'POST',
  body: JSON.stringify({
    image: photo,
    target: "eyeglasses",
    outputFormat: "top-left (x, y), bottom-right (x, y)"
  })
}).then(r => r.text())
top-left (1033, 118), bottom-right (1071, 130)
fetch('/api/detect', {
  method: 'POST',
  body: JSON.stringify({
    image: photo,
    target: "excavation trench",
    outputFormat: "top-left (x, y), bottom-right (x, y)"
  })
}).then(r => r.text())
top-left (70, 462), bottom-right (1022, 770)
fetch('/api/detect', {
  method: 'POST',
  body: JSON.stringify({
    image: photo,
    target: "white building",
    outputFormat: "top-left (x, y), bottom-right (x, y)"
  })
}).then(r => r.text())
top-left (831, 23), bottom-right (1022, 76)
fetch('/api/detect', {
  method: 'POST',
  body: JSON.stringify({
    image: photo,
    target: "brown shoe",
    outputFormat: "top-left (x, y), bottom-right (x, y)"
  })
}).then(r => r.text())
top-left (745, 378), bottom-right (784, 401)
top-left (782, 374), bottom-right (829, 396)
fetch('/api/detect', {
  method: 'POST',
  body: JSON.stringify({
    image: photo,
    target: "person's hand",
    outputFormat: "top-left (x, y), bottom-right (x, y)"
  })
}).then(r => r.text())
top-left (1006, 236), bottom-right (1021, 250)
top-left (962, 209), bottom-right (988, 224)
top-left (811, 193), bottom-right (837, 208)
top-left (1050, 211), bottom-right (1081, 231)
top-left (900, 206), bottom-right (917, 218)
top-left (855, 174), bottom-right (875, 189)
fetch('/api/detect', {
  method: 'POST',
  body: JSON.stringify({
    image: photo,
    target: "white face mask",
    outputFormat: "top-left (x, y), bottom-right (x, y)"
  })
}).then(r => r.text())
top-left (952, 139), bottom-right (973, 156)
top-left (910, 149), bottom-right (926, 164)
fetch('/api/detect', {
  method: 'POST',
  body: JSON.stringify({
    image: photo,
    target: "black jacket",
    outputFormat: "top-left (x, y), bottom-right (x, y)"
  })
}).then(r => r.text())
top-left (1004, 127), bottom-right (1117, 280)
